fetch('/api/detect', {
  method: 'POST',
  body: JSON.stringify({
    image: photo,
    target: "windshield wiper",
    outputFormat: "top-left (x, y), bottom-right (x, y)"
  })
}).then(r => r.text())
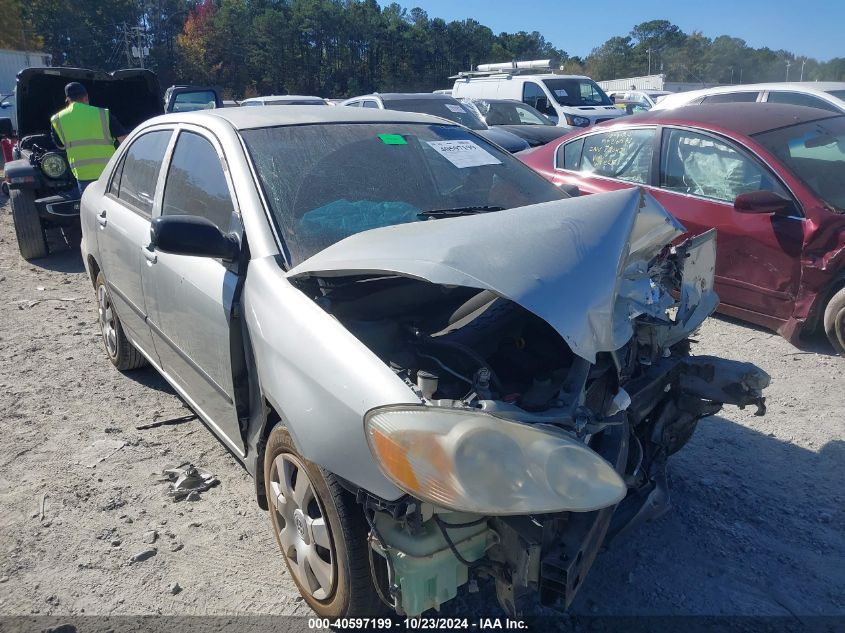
top-left (417, 205), bottom-right (504, 218)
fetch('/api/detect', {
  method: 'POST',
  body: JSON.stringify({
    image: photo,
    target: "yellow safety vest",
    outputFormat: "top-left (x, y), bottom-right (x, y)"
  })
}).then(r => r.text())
top-left (50, 102), bottom-right (116, 181)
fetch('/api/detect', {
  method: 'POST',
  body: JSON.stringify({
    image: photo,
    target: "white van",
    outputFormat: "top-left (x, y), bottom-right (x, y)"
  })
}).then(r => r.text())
top-left (451, 60), bottom-right (623, 128)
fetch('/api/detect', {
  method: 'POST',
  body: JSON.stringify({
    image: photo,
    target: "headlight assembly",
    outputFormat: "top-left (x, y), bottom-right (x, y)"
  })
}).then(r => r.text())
top-left (41, 153), bottom-right (68, 179)
top-left (565, 114), bottom-right (591, 127)
top-left (365, 405), bottom-right (626, 515)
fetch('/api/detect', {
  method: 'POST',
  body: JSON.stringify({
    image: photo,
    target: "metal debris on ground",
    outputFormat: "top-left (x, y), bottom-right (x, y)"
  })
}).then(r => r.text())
top-left (159, 463), bottom-right (219, 501)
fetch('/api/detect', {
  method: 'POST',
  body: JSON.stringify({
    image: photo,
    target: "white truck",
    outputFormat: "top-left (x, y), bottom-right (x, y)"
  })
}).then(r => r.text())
top-left (0, 48), bottom-right (53, 132)
top-left (451, 60), bottom-right (623, 129)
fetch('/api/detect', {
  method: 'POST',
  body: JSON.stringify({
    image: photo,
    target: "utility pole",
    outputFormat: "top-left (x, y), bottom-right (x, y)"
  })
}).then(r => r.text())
top-left (785, 60), bottom-right (791, 82)
top-left (123, 23), bottom-right (133, 67)
top-left (131, 27), bottom-right (148, 69)
top-left (647, 48), bottom-right (652, 75)
top-left (800, 59), bottom-right (806, 81)
top-left (730, 66), bottom-right (734, 84)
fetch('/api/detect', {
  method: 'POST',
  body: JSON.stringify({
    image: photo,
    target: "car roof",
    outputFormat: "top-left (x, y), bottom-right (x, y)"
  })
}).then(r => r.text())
top-left (366, 93), bottom-right (457, 101)
top-left (241, 95), bottom-right (324, 102)
top-left (664, 82), bottom-right (845, 104)
top-left (151, 105), bottom-right (459, 131)
top-left (618, 103), bottom-right (842, 136)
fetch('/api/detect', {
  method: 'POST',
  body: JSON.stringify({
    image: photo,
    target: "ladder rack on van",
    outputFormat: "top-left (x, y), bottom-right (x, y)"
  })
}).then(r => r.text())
top-left (449, 59), bottom-right (553, 80)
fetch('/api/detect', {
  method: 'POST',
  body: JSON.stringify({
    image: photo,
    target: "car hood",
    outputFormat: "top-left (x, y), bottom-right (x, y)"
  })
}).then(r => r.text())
top-left (288, 188), bottom-right (713, 362)
top-left (476, 127), bottom-right (531, 152)
top-left (16, 67), bottom-right (162, 137)
top-left (495, 124), bottom-right (570, 147)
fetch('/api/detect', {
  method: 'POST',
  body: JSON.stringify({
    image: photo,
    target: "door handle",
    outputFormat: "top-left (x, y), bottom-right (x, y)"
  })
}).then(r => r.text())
top-left (97, 210), bottom-right (107, 227)
top-left (141, 246), bottom-right (157, 264)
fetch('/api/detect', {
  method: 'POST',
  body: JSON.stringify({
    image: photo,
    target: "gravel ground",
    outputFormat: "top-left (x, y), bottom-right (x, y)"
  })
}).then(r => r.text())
top-left (0, 201), bottom-right (842, 625)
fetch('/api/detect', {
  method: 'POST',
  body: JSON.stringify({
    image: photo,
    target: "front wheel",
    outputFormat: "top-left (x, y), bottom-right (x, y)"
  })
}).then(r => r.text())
top-left (263, 425), bottom-right (384, 617)
top-left (10, 188), bottom-right (48, 260)
top-left (823, 286), bottom-right (845, 355)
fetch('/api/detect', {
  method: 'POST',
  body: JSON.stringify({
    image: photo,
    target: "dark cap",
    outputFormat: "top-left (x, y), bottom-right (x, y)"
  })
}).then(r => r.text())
top-left (64, 82), bottom-right (87, 100)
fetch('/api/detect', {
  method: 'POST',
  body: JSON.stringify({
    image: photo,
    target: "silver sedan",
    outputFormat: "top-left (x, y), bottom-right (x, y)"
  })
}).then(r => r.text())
top-left (80, 106), bottom-right (768, 618)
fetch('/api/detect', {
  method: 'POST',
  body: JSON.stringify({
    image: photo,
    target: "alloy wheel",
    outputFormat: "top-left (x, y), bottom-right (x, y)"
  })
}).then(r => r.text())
top-left (97, 283), bottom-right (117, 358)
top-left (269, 453), bottom-right (336, 600)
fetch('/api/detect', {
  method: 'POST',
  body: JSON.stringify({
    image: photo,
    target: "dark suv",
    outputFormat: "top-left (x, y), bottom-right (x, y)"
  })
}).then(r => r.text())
top-left (4, 67), bottom-right (219, 260)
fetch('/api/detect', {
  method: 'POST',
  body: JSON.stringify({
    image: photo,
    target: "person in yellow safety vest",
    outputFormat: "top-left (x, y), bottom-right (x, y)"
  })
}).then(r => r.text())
top-left (50, 82), bottom-right (127, 196)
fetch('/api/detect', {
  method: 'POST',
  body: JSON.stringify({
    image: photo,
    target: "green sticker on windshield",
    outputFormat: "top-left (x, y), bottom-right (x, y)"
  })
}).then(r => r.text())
top-left (379, 133), bottom-right (407, 145)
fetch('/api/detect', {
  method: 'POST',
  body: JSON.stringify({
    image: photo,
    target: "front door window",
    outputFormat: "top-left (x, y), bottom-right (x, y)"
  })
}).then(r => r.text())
top-left (659, 129), bottom-right (788, 203)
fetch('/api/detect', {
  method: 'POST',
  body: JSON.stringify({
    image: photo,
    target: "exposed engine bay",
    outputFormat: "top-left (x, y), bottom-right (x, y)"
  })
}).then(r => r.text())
top-left (288, 189), bottom-right (771, 617)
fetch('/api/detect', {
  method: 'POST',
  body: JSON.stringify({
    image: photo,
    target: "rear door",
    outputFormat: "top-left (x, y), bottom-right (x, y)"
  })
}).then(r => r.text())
top-left (649, 126), bottom-right (804, 319)
top-left (141, 126), bottom-right (244, 456)
top-left (98, 127), bottom-right (174, 358)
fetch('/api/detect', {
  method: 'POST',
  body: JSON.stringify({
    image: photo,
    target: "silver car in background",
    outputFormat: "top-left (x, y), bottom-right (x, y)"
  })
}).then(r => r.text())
top-left (80, 107), bottom-right (769, 618)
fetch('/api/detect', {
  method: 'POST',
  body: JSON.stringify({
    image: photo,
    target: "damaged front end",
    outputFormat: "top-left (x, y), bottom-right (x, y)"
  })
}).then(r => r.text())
top-left (288, 188), bottom-right (770, 617)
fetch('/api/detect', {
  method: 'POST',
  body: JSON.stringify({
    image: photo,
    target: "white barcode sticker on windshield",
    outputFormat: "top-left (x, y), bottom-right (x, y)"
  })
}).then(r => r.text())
top-left (554, 89), bottom-right (568, 97)
top-left (427, 140), bottom-right (502, 168)
top-left (445, 103), bottom-right (466, 113)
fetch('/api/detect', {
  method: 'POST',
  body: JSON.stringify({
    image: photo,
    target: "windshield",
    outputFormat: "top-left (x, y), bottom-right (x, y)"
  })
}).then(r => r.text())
top-left (543, 79), bottom-right (613, 107)
top-left (826, 90), bottom-right (845, 101)
top-left (381, 99), bottom-right (487, 130)
top-left (754, 117), bottom-right (845, 211)
top-left (241, 123), bottom-right (563, 264)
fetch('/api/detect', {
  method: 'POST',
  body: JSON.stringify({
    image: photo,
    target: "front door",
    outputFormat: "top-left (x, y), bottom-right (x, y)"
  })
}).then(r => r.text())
top-left (97, 128), bottom-right (173, 358)
top-left (649, 127), bottom-right (804, 320)
top-left (141, 127), bottom-right (244, 456)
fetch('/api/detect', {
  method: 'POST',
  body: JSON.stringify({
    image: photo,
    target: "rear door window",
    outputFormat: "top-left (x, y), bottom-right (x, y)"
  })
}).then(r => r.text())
top-left (161, 131), bottom-right (235, 231)
top-left (700, 92), bottom-right (759, 104)
top-left (116, 130), bottom-right (172, 216)
top-left (578, 128), bottom-right (656, 184)
top-left (766, 91), bottom-right (841, 113)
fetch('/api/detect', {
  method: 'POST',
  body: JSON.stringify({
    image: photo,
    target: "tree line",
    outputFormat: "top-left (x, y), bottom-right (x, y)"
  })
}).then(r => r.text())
top-left (3, 0), bottom-right (844, 99)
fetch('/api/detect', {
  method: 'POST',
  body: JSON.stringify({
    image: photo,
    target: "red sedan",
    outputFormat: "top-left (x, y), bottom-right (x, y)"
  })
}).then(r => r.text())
top-left (520, 103), bottom-right (845, 353)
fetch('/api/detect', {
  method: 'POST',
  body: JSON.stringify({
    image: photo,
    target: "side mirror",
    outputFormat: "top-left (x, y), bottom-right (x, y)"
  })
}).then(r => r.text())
top-left (557, 183), bottom-right (581, 197)
top-left (535, 97), bottom-right (551, 114)
top-left (0, 117), bottom-right (13, 138)
top-left (733, 191), bottom-right (794, 215)
top-left (0, 101), bottom-right (10, 109)
top-left (150, 215), bottom-right (239, 261)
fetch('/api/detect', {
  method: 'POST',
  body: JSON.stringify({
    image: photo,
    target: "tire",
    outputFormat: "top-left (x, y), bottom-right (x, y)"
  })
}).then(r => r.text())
top-left (94, 272), bottom-right (148, 370)
top-left (823, 286), bottom-right (845, 355)
top-left (10, 188), bottom-right (48, 260)
top-left (263, 425), bottom-right (383, 617)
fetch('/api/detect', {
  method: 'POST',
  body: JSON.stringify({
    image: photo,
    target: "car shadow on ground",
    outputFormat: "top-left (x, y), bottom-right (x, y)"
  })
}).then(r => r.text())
top-left (710, 313), bottom-right (839, 357)
top-left (122, 364), bottom-right (177, 395)
top-left (440, 415), bottom-right (844, 620)
top-left (27, 230), bottom-right (86, 274)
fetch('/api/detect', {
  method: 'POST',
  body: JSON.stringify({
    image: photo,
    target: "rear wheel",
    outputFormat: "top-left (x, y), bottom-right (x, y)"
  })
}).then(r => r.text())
top-left (10, 189), bottom-right (48, 260)
top-left (95, 272), bottom-right (147, 370)
top-left (263, 425), bottom-right (383, 617)
top-left (823, 287), bottom-right (845, 355)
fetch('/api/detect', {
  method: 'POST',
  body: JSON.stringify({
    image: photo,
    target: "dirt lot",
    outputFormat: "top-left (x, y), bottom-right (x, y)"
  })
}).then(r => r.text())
top-left (0, 199), bottom-right (842, 624)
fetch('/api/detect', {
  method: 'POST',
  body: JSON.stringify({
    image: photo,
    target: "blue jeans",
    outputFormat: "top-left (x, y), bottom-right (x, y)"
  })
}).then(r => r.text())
top-left (77, 179), bottom-right (95, 196)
